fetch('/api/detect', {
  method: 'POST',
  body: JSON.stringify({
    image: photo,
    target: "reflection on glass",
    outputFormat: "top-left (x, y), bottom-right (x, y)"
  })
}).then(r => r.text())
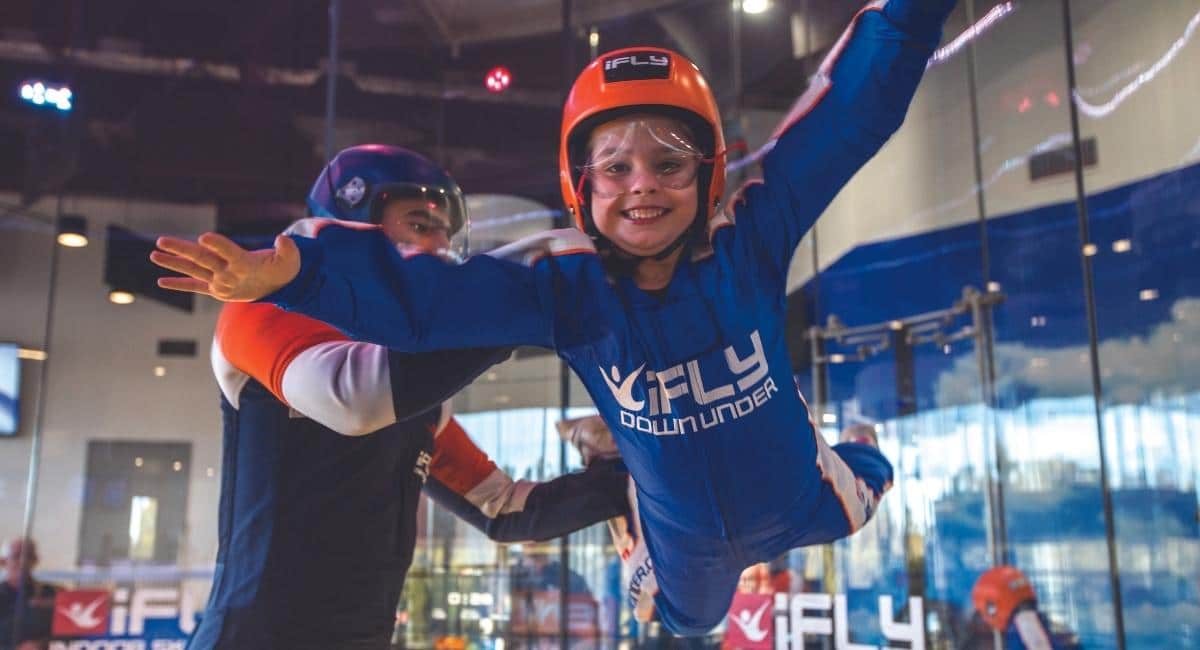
top-left (1070, 0), bottom-right (1200, 645)
top-left (128, 496), bottom-right (158, 561)
top-left (400, 404), bottom-right (615, 648)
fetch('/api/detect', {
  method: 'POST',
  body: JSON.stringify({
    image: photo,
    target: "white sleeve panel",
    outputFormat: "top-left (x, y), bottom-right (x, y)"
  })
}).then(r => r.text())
top-left (211, 340), bottom-right (250, 410)
top-left (279, 340), bottom-right (398, 436)
top-left (484, 227), bottom-right (596, 266)
top-left (1012, 611), bottom-right (1054, 650)
top-left (436, 400), bottom-right (453, 436)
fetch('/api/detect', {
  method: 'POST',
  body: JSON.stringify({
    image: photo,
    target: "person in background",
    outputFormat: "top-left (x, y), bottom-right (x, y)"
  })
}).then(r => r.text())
top-left (0, 538), bottom-right (57, 650)
top-left (969, 565), bottom-right (1082, 650)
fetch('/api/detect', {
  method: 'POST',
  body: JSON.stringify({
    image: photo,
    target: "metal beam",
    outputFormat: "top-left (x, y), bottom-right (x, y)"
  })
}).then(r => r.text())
top-left (0, 38), bottom-right (561, 107)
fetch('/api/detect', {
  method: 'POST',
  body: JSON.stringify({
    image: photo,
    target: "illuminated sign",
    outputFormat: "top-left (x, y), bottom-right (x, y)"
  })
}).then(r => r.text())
top-left (770, 593), bottom-right (924, 650)
top-left (49, 587), bottom-right (197, 650)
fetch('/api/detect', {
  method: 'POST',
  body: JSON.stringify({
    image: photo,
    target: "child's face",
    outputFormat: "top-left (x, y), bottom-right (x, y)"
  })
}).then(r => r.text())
top-left (584, 114), bottom-right (701, 258)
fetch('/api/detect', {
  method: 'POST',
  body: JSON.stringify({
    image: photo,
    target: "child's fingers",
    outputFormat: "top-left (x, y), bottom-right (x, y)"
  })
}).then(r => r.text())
top-left (156, 236), bottom-right (228, 272)
top-left (274, 234), bottom-right (299, 261)
top-left (157, 276), bottom-right (217, 296)
top-left (199, 232), bottom-right (249, 261)
top-left (149, 251), bottom-right (213, 282)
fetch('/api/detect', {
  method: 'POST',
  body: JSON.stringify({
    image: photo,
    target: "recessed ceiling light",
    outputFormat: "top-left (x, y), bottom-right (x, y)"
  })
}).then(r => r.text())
top-left (742, 0), bottom-right (770, 14)
top-left (109, 290), bottom-right (135, 305)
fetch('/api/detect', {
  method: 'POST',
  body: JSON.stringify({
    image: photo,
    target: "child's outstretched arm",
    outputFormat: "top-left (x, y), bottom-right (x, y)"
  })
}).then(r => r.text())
top-left (723, 0), bottom-right (958, 277)
top-left (154, 232), bottom-right (301, 301)
top-left (155, 219), bottom-right (595, 353)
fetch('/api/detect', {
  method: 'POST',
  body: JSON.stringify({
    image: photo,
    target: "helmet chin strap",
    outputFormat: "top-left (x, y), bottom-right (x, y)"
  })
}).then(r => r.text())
top-left (590, 210), bottom-right (704, 278)
top-left (610, 228), bottom-right (692, 262)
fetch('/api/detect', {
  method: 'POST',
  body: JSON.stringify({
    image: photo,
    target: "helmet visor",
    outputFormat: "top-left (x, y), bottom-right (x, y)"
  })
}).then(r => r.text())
top-left (375, 182), bottom-right (469, 261)
top-left (579, 119), bottom-right (704, 200)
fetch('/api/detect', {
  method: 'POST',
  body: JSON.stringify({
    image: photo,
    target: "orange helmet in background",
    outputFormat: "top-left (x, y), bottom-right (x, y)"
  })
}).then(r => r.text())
top-left (559, 47), bottom-right (726, 235)
top-left (972, 565), bottom-right (1038, 632)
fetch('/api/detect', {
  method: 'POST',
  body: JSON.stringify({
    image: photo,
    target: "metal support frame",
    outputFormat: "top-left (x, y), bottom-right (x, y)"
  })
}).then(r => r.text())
top-left (323, 0), bottom-right (340, 163)
top-left (1058, 0), bottom-right (1127, 646)
top-left (558, 2), bottom-right (576, 645)
top-left (10, 197), bottom-right (65, 649)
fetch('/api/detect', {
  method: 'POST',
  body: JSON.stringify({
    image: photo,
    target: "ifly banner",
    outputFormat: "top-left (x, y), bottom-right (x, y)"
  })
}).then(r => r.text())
top-left (49, 586), bottom-right (197, 650)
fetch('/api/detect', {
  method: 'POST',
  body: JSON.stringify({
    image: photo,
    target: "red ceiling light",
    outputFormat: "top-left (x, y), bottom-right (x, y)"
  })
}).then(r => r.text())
top-left (485, 66), bottom-right (511, 93)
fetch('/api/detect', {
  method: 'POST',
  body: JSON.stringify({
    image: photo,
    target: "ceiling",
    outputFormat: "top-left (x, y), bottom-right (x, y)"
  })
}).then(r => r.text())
top-left (0, 0), bottom-right (865, 229)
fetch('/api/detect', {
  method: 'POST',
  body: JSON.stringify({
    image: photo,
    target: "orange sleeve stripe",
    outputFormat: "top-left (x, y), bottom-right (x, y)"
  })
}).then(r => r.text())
top-left (215, 303), bottom-right (349, 404)
top-left (429, 417), bottom-right (500, 496)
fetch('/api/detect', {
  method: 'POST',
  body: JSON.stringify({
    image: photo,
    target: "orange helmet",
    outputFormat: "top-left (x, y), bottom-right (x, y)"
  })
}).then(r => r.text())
top-left (972, 565), bottom-right (1037, 631)
top-left (559, 47), bottom-right (726, 236)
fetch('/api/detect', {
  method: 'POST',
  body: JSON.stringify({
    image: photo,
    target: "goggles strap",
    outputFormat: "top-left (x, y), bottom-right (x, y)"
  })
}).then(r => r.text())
top-left (701, 140), bottom-right (748, 165)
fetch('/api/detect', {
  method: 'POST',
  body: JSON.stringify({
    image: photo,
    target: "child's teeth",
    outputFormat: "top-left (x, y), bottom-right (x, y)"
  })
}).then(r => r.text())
top-left (629, 208), bottom-right (664, 220)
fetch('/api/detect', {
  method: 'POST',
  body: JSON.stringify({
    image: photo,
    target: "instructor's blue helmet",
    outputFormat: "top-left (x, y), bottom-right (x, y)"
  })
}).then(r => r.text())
top-left (307, 144), bottom-right (468, 237)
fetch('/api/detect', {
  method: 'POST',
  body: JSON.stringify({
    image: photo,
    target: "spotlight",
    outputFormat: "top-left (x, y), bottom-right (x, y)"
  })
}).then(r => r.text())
top-left (485, 66), bottom-right (511, 93)
top-left (56, 214), bottom-right (88, 248)
top-left (19, 79), bottom-right (72, 111)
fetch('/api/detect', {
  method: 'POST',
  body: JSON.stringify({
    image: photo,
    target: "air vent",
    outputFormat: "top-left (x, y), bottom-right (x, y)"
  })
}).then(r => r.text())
top-left (1030, 137), bottom-right (1097, 181)
top-left (158, 339), bottom-right (197, 357)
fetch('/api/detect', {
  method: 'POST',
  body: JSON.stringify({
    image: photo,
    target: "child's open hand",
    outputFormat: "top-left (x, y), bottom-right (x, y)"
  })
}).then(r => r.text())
top-left (150, 232), bottom-right (301, 302)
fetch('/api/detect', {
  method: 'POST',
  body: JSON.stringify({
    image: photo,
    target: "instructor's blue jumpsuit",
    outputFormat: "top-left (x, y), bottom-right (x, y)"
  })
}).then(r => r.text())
top-left (265, 0), bottom-right (955, 634)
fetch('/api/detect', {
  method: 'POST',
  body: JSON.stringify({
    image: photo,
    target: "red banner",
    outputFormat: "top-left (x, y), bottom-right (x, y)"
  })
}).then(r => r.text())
top-left (725, 593), bottom-right (774, 649)
top-left (51, 590), bottom-right (112, 637)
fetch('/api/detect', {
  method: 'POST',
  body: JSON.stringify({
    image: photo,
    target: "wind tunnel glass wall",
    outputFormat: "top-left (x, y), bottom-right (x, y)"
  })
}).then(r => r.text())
top-left (400, 378), bottom-right (636, 648)
top-left (1072, 0), bottom-right (1200, 647)
top-left (788, 1), bottom-right (1200, 649)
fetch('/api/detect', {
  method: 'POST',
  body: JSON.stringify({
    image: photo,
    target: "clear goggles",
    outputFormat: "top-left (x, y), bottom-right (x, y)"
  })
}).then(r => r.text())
top-left (375, 183), bottom-right (469, 262)
top-left (577, 120), bottom-right (711, 200)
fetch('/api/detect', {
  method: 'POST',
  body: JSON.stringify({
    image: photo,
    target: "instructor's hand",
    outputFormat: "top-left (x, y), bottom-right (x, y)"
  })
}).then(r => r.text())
top-left (557, 415), bottom-right (621, 466)
top-left (151, 232), bottom-right (300, 302)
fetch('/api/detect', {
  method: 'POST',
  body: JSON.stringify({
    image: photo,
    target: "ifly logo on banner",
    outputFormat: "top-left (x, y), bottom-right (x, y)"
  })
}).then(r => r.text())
top-left (50, 587), bottom-right (197, 650)
top-left (751, 593), bottom-right (925, 650)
